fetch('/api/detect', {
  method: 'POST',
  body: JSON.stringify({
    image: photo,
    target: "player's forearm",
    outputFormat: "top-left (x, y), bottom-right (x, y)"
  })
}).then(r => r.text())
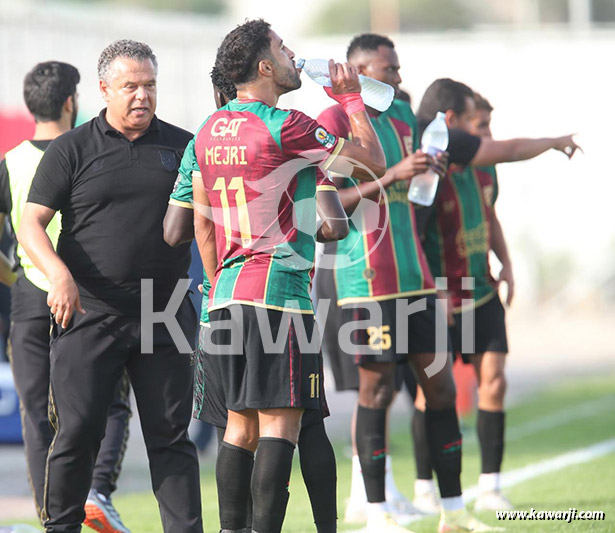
top-left (194, 218), bottom-right (217, 285)
top-left (18, 219), bottom-right (71, 284)
top-left (316, 190), bottom-right (349, 242)
top-left (0, 251), bottom-right (16, 287)
top-left (163, 204), bottom-right (194, 247)
top-left (335, 169), bottom-right (395, 212)
top-left (491, 214), bottom-right (511, 267)
top-left (474, 137), bottom-right (559, 166)
top-left (346, 111), bottom-right (386, 179)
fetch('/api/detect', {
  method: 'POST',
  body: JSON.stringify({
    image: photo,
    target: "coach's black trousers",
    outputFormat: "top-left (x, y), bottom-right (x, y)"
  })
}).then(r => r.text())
top-left (8, 315), bottom-right (131, 519)
top-left (42, 299), bottom-right (202, 533)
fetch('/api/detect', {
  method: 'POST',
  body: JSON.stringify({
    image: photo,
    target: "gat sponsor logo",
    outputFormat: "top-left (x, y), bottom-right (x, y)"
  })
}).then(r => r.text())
top-left (211, 117), bottom-right (248, 137)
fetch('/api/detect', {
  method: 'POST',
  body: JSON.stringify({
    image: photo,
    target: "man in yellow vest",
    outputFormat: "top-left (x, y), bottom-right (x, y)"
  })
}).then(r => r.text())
top-left (0, 61), bottom-right (132, 533)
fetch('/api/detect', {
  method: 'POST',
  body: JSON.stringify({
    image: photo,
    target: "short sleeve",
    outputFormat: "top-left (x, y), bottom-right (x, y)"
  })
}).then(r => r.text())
top-left (0, 160), bottom-right (11, 215)
top-left (280, 110), bottom-right (345, 170)
top-left (447, 128), bottom-right (481, 167)
top-left (169, 137), bottom-right (197, 209)
top-left (27, 139), bottom-right (73, 211)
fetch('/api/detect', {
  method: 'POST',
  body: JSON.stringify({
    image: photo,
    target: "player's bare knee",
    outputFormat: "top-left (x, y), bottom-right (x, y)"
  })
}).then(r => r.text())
top-left (424, 380), bottom-right (457, 410)
top-left (488, 373), bottom-right (507, 403)
top-left (359, 379), bottom-right (394, 408)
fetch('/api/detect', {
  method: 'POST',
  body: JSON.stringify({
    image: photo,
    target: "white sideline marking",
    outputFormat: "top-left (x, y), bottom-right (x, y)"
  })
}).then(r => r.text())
top-left (461, 397), bottom-right (615, 446)
top-left (462, 438), bottom-right (615, 503)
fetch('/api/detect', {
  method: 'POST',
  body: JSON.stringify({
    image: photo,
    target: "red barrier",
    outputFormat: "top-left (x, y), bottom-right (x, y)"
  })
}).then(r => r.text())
top-left (0, 109), bottom-right (35, 159)
top-left (453, 357), bottom-right (477, 417)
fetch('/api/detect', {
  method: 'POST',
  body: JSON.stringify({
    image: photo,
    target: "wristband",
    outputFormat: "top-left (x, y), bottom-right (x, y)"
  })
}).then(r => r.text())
top-left (324, 86), bottom-right (365, 116)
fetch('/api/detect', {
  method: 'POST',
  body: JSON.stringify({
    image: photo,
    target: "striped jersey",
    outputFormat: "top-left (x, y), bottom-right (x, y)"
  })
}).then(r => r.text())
top-left (317, 99), bottom-right (436, 306)
top-left (423, 165), bottom-right (499, 311)
top-left (194, 99), bottom-right (343, 314)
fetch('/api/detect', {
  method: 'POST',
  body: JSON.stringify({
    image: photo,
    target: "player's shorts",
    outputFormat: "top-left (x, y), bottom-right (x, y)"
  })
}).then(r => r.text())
top-left (204, 305), bottom-right (322, 414)
top-left (341, 294), bottom-right (443, 366)
top-left (193, 325), bottom-right (228, 429)
top-left (450, 294), bottom-right (508, 363)
top-left (194, 322), bottom-right (329, 428)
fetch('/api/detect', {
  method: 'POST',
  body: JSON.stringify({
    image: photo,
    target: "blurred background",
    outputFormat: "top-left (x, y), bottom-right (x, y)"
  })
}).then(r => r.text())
top-left (0, 0), bottom-right (613, 529)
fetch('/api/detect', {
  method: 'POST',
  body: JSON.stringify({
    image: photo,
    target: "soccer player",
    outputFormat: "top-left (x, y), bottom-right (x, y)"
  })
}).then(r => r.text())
top-left (164, 67), bottom-right (345, 533)
top-left (413, 78), bottom-right (579, 519)
top-left (17, 41), bottom-right (203, 532)
top-left (0, 61), bottom-right (132, 533)
top-left (317, 34), bottom-right (497, 533)
top-left (194, 19), bottom-right (385, 533)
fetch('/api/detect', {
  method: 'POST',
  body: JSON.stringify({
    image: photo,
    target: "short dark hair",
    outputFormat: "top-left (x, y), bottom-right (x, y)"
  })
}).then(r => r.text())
top-left (416, 78), bottom-right (474, 123)
top-left (474, 92), bottom-right (493, 112)
top-left (97, 39), bottom-right (158, 82)
top-left (347, 33), bottom-right (395, 60)
top-left (210, 66), bottom-right (237, 100)
top-left (215, 19), bottom-right (272, 85)
top-left (23, 61), bottom-right (80, 123)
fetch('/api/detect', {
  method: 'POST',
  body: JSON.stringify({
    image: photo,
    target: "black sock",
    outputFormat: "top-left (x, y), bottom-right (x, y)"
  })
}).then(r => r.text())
top-left (477, 409), bottom-right (505, 474)
top-left (412, 408), bottom-right (433, 480)
top-left (355, 405), bottom-right (387, 503)
top-left (216, 441), bottom-right (254, 530)
top-left (298, 421), bottom-right (337, 533)
top-left (425, 407), bottom-right (462, 498)
top-left (251, 437), bottom-right (295, 533)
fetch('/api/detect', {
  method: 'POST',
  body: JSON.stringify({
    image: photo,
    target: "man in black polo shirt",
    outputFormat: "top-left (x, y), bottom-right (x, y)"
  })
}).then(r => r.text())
top-left (0, 61), bottom-right (132, 533)
top-left (17, 40), bottom-right (203, 533)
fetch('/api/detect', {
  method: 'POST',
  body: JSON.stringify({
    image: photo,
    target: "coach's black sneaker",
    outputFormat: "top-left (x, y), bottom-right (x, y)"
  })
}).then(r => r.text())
top-left (84, 489), bottom-right (131, 533)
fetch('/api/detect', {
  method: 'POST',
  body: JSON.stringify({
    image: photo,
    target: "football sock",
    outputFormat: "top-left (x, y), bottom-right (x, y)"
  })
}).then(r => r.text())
top-left (441, 495), bottom-right (465, 512)
top-left (385, 456), bottom-right (404, 501)
top-left (217, 441), bottom-right (254, 530)
top-left (478, 472), bottom-right (501, 493)
top-left (251, 437), bottom-right (295, 533)
top-left (349, 455), bottom-right (367, 502)
top-left (298, 421), bottom-right (337, 533)
top-left (356, 405), bottom-right (387, 503)
top-left (425, 407), bottom-right (462, 498)
top-left (412, 408), bottom-right (433, 480)
top-left (477, 409), bottom-right (505, 474)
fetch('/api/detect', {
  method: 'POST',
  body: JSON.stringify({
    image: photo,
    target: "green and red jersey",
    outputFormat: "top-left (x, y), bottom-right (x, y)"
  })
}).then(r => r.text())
top-left (317, 99), bottom-right (436, 306)
top-left (423, 164), bottom-right (499, 311)
top-left (194, 99), bottom-right (343, 314)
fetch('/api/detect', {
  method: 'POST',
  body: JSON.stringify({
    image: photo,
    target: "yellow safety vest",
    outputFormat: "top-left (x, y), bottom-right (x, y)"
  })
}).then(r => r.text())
top-left (5, 140), bottom-right (61, 292)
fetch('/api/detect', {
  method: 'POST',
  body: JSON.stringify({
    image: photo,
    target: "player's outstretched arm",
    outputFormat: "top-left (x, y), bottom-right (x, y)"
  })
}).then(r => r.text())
top-left (18, 203), bottom-right (85, 327)
top-left (317, 188), bottom-right (349, 242)
top-left (472, 134), bottom-right (580, 167)
top-left (193, 177), bottom-right (217, 285)
top-left (324, 60), bottom-right (386, 181)
top-left (163, 204), bottom-right (194, 246)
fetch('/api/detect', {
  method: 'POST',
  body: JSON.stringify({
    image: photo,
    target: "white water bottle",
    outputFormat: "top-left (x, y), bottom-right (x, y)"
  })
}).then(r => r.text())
top-left (408, 112), bottom-right (449, 206)
top-left (297, 58), bottom-right (395, 112)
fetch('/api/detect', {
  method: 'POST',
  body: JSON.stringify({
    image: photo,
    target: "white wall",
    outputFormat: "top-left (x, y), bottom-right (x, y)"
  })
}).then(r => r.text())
top-left (1, 1), bottom-right (610, 308)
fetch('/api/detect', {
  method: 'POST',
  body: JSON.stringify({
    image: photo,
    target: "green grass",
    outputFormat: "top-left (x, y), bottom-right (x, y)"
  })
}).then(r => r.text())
top-left (5, 375), bottom-right (615, 532)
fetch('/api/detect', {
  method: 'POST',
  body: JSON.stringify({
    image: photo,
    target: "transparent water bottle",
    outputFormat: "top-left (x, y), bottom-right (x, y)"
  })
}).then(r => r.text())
top-left (296, 58), bottom-right (395, 112)
top-left (408, 112), bottom-right (449, 206)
